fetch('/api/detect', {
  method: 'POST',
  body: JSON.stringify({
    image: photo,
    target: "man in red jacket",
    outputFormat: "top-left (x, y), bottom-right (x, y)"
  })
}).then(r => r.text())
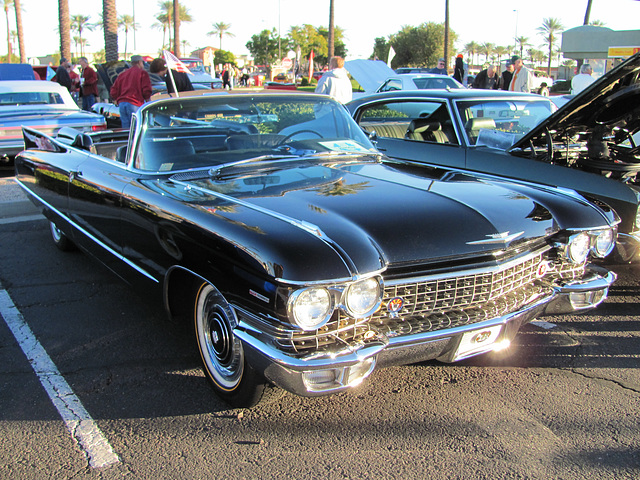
top-left (78, 57), bottom-right (99, 111)
top-left (110, 55), bottom-right (152, 129)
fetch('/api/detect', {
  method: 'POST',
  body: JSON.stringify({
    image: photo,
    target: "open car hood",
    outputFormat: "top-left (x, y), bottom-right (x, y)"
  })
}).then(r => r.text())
top-left (511, 51), bottom-right (640, 151)
top-left (344, 59), bottom-right (395, 93)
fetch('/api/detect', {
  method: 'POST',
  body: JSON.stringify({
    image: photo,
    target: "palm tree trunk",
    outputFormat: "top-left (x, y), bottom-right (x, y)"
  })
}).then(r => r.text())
top-left (58, 0), bottom-right (70, 60)
top-left (103, 0), bottom-right (118, 61)
top-left (173, 0), bottom-right (180, 56)
top-left (13, 0), bottom-right (24, 62)
top-left (327, 0), bottom-right (334, 60)
top-left (5, 5), bottom-right (10, 63)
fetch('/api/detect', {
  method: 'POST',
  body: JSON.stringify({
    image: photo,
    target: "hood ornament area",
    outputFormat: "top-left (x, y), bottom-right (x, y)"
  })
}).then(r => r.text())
top-left (466, 231), bottom-right (524, 245)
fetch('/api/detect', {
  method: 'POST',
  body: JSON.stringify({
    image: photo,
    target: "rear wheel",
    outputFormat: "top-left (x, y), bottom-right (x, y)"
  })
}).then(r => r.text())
top-left (49, 221), bottom-right (75, 251)
top-left (194, 282), bottom-right (280, 408)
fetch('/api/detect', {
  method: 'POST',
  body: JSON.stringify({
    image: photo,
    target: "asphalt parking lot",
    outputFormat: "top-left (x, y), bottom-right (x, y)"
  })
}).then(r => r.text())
top-left (0, 173), bottom-right (639, 479)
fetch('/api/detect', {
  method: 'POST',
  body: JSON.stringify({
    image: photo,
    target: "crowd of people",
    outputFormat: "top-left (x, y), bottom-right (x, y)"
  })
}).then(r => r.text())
top-left (48, 51), bottom-right (596, 128)
top-left (430, 53), bottom-right (595, 97)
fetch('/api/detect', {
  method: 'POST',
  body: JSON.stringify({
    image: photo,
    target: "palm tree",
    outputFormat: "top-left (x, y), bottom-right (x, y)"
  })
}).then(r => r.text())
top-left (494, 45), bottom-right (509, 65)
top-left (58, 0), bottom-right (71, 60)
top-left (464, 41), bottom-right (479, 67)
top-left (103, 0), bottom-right (117, 61)
top-left (156, 1), bottom-right (191, 52)
top-left (118, 14), bottom-right (138, 59)
top-left (173, 0), bottom-right (179, 57)
top-left (328, 0), bottom-right (334, 59)
top-left (71, 14), bottom-right (93, 57)
top-left (207, 22), bottom-right (234, 50)
top-left (537, 17), bottom-right (564, 76)
top-left (72, 35), bottom-right (81, 57)
top-left (480, 42), bottom-right (495, 63)
top-left (589, 19), bottom-right (606, 26)
top-left (13, 0), bottom-right (25, 62)
top-left (3, 0), bottom-right (11, 62)
top-left (515, 36), bottom-right (530, 57)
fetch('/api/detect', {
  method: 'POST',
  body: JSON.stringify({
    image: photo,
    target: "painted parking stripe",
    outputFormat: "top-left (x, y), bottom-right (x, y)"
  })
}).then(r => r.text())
top-left (0, 214), bottom-right (44, 225)
top-left (0, 288), bottom-right (120, 469)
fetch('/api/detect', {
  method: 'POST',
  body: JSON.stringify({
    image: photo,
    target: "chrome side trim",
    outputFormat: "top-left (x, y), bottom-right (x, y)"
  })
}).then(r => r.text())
top-left (15, 179), bottom-right (159, 283)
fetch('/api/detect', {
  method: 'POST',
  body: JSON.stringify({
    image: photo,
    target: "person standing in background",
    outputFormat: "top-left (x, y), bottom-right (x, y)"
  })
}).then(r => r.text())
top-left (315, 56), bottom-right (352, 104)
top-left (110, 55), bottom-right (152, 129)
top-left (571, 63), bottom-right (596, 94)
top-left (78, 57), bottom-right (98, 111)
top-left (508, 55), bottom-right (534, 93)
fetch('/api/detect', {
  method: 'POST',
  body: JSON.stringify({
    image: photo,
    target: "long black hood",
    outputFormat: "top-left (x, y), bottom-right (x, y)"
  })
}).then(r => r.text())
top-left (511, 51), bottom-right (640, 150)
top-left (159, 158), bottom-right (613, 282)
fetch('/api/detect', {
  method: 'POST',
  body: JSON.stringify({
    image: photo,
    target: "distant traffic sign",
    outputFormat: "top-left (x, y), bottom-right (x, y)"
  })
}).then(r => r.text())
top-left (282, 57), bottom-right (293, 69)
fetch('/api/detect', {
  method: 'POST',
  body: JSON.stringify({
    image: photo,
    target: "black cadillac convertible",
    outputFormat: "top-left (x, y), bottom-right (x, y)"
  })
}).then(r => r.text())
top-left (15, 93), bottom-right (618, 407)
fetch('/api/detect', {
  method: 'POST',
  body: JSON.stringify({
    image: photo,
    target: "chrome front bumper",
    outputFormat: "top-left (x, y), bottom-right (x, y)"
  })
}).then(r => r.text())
top-left (235, 267), bottom-right (616, 397)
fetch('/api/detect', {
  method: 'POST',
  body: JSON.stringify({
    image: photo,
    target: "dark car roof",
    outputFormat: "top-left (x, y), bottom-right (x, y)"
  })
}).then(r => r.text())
top-left (347, 89), bottom-right (544, 111)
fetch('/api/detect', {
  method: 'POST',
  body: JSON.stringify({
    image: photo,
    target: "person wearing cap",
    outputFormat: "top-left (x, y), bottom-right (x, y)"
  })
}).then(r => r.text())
top-left (429, 58), bottom-right (448, 75)
top-left (499, 61), bottom-right (514, 90)
top-left (508, 55), bottom-right (534, 93)
top-left (453, 54), bottom-right (465, 84)
top-left (110, 55), bottom-right (152, 129)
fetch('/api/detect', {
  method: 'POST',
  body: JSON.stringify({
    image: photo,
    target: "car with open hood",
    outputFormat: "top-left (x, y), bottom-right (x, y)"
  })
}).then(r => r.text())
top-left (15, 92), bottom-right (618, 407)
top-left (346, 52), bottom-right (640, 262)
top-left (0, 80), bottom-right (106, 167)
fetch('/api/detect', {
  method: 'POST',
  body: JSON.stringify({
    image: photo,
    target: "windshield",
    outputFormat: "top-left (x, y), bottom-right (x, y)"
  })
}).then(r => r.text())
top-left (135, 94), bottom-right (376, 171)
top-left (412, 77), bottom-right (462, 89)
top-left (0, 91), bottom-right (66, 106)
top-left (455, 99), bottom-right (553, 148)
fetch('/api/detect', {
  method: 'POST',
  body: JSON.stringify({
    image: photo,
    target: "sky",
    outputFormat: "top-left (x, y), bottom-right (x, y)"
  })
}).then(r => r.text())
top-left (10, 0), bottom-right (640, 63)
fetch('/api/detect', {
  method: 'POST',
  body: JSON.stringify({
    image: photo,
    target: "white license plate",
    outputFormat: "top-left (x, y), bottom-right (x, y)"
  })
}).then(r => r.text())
top-left (454, 325), bottom-right (503, 360)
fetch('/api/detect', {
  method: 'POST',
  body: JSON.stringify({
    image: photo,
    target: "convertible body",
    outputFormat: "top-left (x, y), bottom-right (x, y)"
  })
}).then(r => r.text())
top-left (15, 93), bottom-right (618, 407)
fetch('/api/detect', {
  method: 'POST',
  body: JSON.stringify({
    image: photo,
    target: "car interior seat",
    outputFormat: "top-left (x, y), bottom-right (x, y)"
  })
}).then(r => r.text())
top-left (406, 119), bottom-right (449, 143)
top-left (465, 117), bottom-right (497, 144)
top-left (138, 138), bottom-right (196, 171)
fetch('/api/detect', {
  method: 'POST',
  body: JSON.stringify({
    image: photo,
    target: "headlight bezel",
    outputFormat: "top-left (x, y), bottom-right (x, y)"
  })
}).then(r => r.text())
top-left (287, 275), bottom-right (384, 331)
top-left (561, 227), bottom-right (617, 263)
top-left (288, 286), bottom-right (334, 331)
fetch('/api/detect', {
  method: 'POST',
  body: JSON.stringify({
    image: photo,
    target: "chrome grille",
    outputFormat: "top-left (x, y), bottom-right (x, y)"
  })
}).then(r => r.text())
top-left (280, 250), bottom-right (586, 355)
top-left (376, 252), bottom-right (545, 319)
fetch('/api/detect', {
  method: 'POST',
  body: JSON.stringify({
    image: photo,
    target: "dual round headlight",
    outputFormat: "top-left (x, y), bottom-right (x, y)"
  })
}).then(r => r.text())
top-left (289, 277), bottom-right (382, 331)
top-left (566, 228), bottom-right (616, 263)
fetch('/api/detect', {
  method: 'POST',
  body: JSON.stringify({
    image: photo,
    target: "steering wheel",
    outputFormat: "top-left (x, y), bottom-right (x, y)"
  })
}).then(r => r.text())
top-left (278, 129), bottom-right (324, 144)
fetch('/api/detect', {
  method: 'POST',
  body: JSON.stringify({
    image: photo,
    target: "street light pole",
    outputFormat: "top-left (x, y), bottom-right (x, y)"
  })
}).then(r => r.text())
top-left (513, 9), bottom-right (518, 53)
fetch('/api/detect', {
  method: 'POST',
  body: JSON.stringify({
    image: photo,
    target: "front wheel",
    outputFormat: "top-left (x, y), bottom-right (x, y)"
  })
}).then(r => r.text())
top-left (194, 282), bottom-right (279, 408)
top-left (49, 221), bottom-right (75, 251)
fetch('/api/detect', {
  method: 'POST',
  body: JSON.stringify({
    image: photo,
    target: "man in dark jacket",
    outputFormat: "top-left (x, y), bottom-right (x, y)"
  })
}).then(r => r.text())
top-left (149, 58), bottom-right (194, 95)
top-left (472, 65), bottom-right (500, 89)
top-left (499, 61), bottom-right (514, 90)
top-left (54, 58), bottom-right (72, 91)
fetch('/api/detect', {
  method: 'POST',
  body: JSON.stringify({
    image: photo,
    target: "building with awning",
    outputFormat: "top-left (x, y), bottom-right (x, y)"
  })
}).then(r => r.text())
top-left (561, 25), bottom-right (640, 75)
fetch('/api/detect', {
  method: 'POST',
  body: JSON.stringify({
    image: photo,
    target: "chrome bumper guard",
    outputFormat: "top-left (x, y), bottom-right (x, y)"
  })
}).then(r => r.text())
top-left (235, 267), bottom-right (616, 397)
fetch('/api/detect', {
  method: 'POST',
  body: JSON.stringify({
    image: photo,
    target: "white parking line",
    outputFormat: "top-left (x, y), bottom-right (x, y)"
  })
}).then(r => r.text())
top-left (0, 288), bottom-right (120, 469)
top-left (0, 214), bottom-right (44, 225)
